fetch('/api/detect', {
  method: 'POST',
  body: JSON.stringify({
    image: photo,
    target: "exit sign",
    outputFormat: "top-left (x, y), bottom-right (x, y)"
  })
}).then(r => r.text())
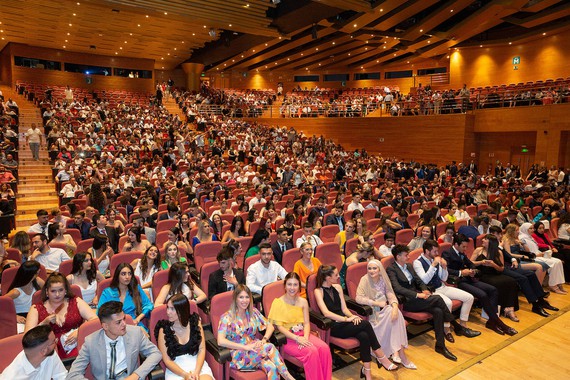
top-left (512, 56), bottom-right (521, 65)
top-left (521, 148), bottom-right (529, 153)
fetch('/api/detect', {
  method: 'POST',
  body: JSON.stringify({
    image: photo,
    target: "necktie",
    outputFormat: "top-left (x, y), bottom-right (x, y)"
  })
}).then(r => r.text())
top-left (41, 226), bottom-right (46, 236)
top-left (109, 341), bottom-right (117, 379)
top-left (281, 244), bottom-right (285, 253)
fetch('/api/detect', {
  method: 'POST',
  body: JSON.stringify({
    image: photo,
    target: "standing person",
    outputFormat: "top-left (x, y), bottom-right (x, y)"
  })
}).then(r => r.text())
top-left (154, 294), bottom-right (214, 380)
top-left (1, 325), bottom-right (67, 379)
top-left (217, 285), bottom-right (296, 380)
top-left (314, 265), bottom-right (397, 379)
top-left (26, 123), bottom-right (44, 161)
top-left (267, 273), bottom-right (332, 380)
top-left (356, 259), bottom-right (416, 369)
top-left (67, 301), bottom-right (162, 380)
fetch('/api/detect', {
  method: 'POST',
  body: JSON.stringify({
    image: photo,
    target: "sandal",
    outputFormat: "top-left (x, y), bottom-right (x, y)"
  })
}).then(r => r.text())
top-left (504, 308), bottom-right (519, 322)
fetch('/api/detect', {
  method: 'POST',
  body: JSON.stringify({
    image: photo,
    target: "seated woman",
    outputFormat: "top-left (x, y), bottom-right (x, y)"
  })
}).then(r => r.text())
top-left (106, 206), bottom-right (126, 235)
top-left (245, 208), bottom-right (260, 234)
top-left (340, 242), bottom-right (376, 288)
top-left (532, 205), bottom-right (555, 225)
top-left (438, 224), bottom-right (455, 244)
top-left (154, 262), bottom-right (207, 306)
top-left (67, 252), bottom-right (105, 307)
top-left (471, 235), bottom-right (521, 322)
top-left (5, 260), bottom-right (45, 323)
top-left (179, 212), bottom-right (193, 241)
top-left (502, 224), bottom-right (547, 284)
top-left (245, 229), bottom-right (270, 259)
top-left (25, 272), bottom-right (97, 358)
top-left (48, 222), bottom-right (77, 255)
top-left (557, 212), bottom-right (570, 242)
top-left (123, 226), bottom-right (152, 252)
top-left (307, 209), bottom-right (323, 235)
top-left (98, 263), bottom-right (154, 330)
top-left (210, 214), bottom-right (229, 241)
top-left (358, 231), bottom-right (384, 260)
top-left (293, 242), bottom-right (322, 298)
top-left (355, 216), bottom-right (367, 236)
top-left (89, 234), bottom-right (114, 276)
top-left (444, 206), bottom-right (458, 223)
top-left (532, 221), bottom-right (570, 282)
top-left (10, 231), bottom-right (32, 262)
top-left (161, 242), bottom-right (188, 270)
top-left (221, 216), bottom-right (247, 243)
top-left (132, 245), bottom-right (162, 299)
top-left (334, 219), bottom-right (357, 254)
top-left (217, 284), bottom-right (296, 380)
top-left (163, 227), bottom-right (193, 257)
top-left (408, 226), bottom-right (433, 251)
top-left (155, 294), bottom-right (214, 380)
top-left (519, 223), bottom-right (566, 294)
top-left (192, 220), bottom-right (219, 248)
top-left (314, 265), bottom-right (396, 380)
top-left (356, 259), bottom-right (416, 369)
top-left (268, 273), bottom-right (332, 380)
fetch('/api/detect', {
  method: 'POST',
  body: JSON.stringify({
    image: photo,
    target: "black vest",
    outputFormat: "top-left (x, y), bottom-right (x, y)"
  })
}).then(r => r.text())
top-left (418, 256), bottom-right (442, 289)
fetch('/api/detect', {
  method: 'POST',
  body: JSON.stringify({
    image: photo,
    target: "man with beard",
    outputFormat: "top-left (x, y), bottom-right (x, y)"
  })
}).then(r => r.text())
top-left (2, 325), bottom-right (67, 379)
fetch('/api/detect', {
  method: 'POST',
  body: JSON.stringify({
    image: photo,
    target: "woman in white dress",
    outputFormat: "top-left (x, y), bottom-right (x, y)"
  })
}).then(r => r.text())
top-left (155, 294), bottom-right (213, 380)
top-left (356, 259), bottom-right (416, 369)
top-left (132, 245), bottom-right (162, 300)
top-left (5, 260), bottom-right (45, 323)
top-left (67, 252), bottom-right (105, 306)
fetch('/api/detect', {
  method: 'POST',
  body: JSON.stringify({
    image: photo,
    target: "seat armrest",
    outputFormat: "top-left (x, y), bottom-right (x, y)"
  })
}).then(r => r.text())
top-left (204, 334), bottom-right (232, 364)
top-left (147, 364), bottom-right (165, 380)
top-left (252, 292), bottom-right (262, 305)
top-left (189, 267), bottom-right (200, 284)
top-left (197, 300), bottom-right (210, 315)
top-left (309, 310), bottom-right (332, 330)
top-left (345, 296), bottom-right (373, 316)
top-left (270, 331), bottom-right (287, 346)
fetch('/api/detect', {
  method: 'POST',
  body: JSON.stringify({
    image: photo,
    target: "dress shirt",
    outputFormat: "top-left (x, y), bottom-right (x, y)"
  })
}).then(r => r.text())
top-left (412, 254), bottom-right (449, 285)
top-left (104, 334), bottom-right (127, 378)
top-left (295, 234), bottom-right (323, 249)
top-left (1, 350), bottom-right (67, 380)
top-left (396, 262), bottom-right (413, 283)
top-left (34, 247), bottom-right (71, 272)
top-left (28, 222), bottom-right (52, 238)
top-left (246, 261), bottom-right (288, 294)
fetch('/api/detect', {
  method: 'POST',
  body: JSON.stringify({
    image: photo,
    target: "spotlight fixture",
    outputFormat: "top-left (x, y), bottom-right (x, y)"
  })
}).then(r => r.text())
top-left (271, 0), bottom-right (281, 4)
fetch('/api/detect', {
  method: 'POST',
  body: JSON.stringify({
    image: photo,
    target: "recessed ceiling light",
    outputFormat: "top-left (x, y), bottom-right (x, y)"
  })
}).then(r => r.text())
top-left (67, 32), bottom-right (70, 35)
top-left (509, 42), bottom-right (512, 45)
top-left (542, 32), bottom-right (546, 36)
top-left (174, 48), bottom-right (177, 50)
top-left (450, 9), bottom-right (454, 12)
top-left (315, 48), bottom-right (318, 50)
top-left (161, 57), bottom-right (164, 60)
top-left (65, 39), bottom-right (68, 42)
top-left (480, 45), bottom-right (483, 47)
top-left (119, 47), bottom-right (123, 49)
top-left (229, 24), bottom-right (232, 27)
top-left (161, 67), bottom-right (164, 69)
top-left (353, 24), bottom-right (357, 27)
top-left (77, 2), bottom-right (80, 4)
top-left (376, 60), bottom-right (379, 63)
top-left (164, 12), bottom-right (167, 15)
top-left (332, 42), bottom-right (335, 45)
top-left (115, 52), bottom-right (118, 54)
top-left (69, 23), bottom-right (72, 26)
top-left (146, 15), bottom-right (149, 18)
top-left (129, 33), bottom-right (132, 36)
top-left (73, 13), bottom-right (76, 16)
top-left (427, 40), bottom-right (431, 43)
top-left (420, 29), bottom-right (423, 32)
top-left (63, 45), bottom-right (66, 48)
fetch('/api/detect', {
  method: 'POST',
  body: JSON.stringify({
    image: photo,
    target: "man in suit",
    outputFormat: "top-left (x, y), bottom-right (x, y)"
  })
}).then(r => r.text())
top-left (67, 301), bottom-right (161, 380)
top-left (441, 233), bottom-right (517, 336)
top-left (90, 214), bottom-right (119, 253)
top-left (271, 227), bottom-right (293, 265)
top-left (312, 196), bottom-right (328, 218)
top-left (70, 211), bottom-right (92, 241)
top-left (158, 202), bottom-right (180, 221)
top-left (208, 248), bottom-right (245, 300)
top-left (325, 203), bottom-right (346, 231)
top-left (139, 206), bottom-right (157, 229)
top-left (387, 244), bottom-right (458, 361)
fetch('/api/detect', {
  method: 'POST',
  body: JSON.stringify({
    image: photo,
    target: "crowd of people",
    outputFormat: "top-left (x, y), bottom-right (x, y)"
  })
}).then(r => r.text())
top-left (0, 81), bottom-right (569, 379)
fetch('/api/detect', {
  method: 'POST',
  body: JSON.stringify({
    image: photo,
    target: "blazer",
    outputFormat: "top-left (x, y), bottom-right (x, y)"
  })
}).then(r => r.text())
top-left (325, 215), bottom-right (346, 229)
top-left (271, 240), bottom-right (293, 265)
top-left (208, 268), bottom-right (245, 299)
top-left (441, 247), bottom-right (475, 278)
top-left (71, 222), bottom-right (92, 241)
top-left (90, 226), bottom-right (119, 253)
top-left (386, 261), bottom-right (428, 304)
top-left (66, 325), bottom-right (161, 380)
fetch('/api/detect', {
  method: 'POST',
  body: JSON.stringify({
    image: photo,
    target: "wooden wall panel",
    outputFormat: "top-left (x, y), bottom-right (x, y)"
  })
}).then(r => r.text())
top-left (0, 46), bottom-right (11, 84)
top-left (560, 132), bottom-right (570, 169)
top-left (449, 31), bottom-right (570, 88)
top-left (476, 132), bottom-right (537, 174)
top-left (250, 114), bottom-right (469, 166)
top-left (154, 68), bottom-right (187, 90)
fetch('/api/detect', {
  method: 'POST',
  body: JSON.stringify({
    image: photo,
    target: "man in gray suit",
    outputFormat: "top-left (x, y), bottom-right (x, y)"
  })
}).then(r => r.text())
top-left (67, 301), bottom-right (161, 380)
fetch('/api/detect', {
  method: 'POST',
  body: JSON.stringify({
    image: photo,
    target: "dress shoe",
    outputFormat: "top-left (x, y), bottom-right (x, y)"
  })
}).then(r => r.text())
top-left (498, 324), bottom-right (518, 336)
top-left (542, 291), bottom-right (550, 299)
top-left (435, 346), bottom-right (457, 361)
top-left (444, 332), bottom-right (455, 343)
top-left (455, 326), bottom-right (481, 338)
top-left (531, 305), bottom-right (550, 317)
top-left (541, 300), bottom-right (559, 311)
top-left (485, 320), bottom-right (505, 335)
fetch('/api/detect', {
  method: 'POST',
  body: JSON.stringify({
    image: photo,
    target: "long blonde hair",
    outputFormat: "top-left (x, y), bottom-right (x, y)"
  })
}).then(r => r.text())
top-left (229, 284), bottom-right (253, 319)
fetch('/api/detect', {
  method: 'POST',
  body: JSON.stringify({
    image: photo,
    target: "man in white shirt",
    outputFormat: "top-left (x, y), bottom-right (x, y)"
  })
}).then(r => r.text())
top-left (1, 325), bottom-right (67, 380)
top-left (59, 177), bottom-right (82, 204)
top-left (379, 233), bottom-right (395, 258)
top-left (248, 188), bottom-right (266, 209)
top-left (413, 239), bottom-right (480, 342)
top-left (27, 209), bottom-right (51, 238)
top-left (347, 192), bottom-right (365, 212)
top-left (296, 222), bottom-right (324, 249)
top-left (26, 123), bottom-right (43, 161)
top-left (246, 244), bottom-right (288, 294)
top-left (30, 233), bottom-right (71, 273)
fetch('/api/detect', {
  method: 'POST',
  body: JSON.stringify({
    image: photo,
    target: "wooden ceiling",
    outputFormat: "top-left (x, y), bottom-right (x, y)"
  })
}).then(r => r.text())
top-left (1, 0), bottom-right (569, 72)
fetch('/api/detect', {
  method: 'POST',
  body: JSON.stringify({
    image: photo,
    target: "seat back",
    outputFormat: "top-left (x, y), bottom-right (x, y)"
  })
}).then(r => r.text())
top-left (314, 242), bottom-right (343, 269)
top-left (110, 251), bottom-right (143, 276)
top-left (194, 241), bottom-right (223, 271)
top-left (155, 231), bottom-right (170, 250)
top-left (345, 262), bottom-right (367, 299)
top-left (0, 334), bottom-right (23, 372)
top-left (0, 296), bottom-right (17, 339)
top-left (243, 255), bottom-right (261, 274)
top-left (200, 261), bottom-right (220, 299)
top-left (151, 269), bottom-right (170, 302)
top-left (209, 291), bottom-right (234, 335)
top-left (5, 248), bottom-right (21, 263)
top-left (319, 225), bottom-right (340, 243)
top-left (96, 278), bottom-right (113, 299)
top-left (281, 248), bottom-right (299, 272)
top-left (58, 259), bottom-right (74, 276)
top-left (344, 237), bottom-right (359, 256)
top-left (261, 281), bottom-right (285, 317)
top-left (408, 248), bottom-right (423, 263)
top-left (395, 228), bottom-right (414, 245)
top-left (156, 219), bottom-right (178, 232)
top-left (76, 238), bottom-right (94, 253)
top-left (366, 218), bottom-right (381, 232)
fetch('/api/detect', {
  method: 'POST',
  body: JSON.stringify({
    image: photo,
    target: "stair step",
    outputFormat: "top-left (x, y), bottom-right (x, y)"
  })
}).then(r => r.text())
top-left (17, 194), bottom-right (59, 201)
top-left (17, 203), bottom-right (59, 212)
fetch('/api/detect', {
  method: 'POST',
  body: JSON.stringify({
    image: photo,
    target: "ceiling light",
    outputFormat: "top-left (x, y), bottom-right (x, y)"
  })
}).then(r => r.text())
top-left (69, 23), bottom-right (72, 26)
top-left (129, 33), bottom-right (132, 36)
top-left (332, 42), bottom-right (335, 45)
top-left (509, 42), bottom-right (512, 45)
top-left (450, 9), bottom-right (454, 12)
top-left (162, 67), bottom-right (164, 69)
top-left (315, 48), bottom-right (318, 50)
top-left (353, 24), bottom-right (357, 27)
top-left (65, 39), bottom-right (68, 42)
top-left (420, 29), bottom-right (423, 32)
top-left (360, 66), bottom-right (363, 69)
top-left (119, 47), bottom-right (123, 49)
top-left (146, 15), bottom-right (149, 18)
top-left (480, 45), bottom-right (483, 47)
top-left (383, 46), bottom-right (386, 49)
top-left (77, 2), bottom-right (80, 4)
top-left (174, 48), bottom-right (177, 50)
top-left (115, 52), bottom-right (118, 54)
top-left (446, 55), bottom-right (449, 58)
top-left (348, 53), bottom-right (351, 56)
top-left (265, 43), bottom-right (268, 46)
top-left (376, 60), bottom-right (379, 63)
top-left (63, 45), bottom-right (66, 48)
top-left (164, 12), bottom-right (168, 15)
top-left (73, 13), bottom-right (76, 16)
top-left (161, 57), bottom-right (164, 60)
top-left (137, 24), bottom-right (141, 27)
top-left (427, 40), bottom-right (431, 43)
top-left (542, 32), bottom-right (546, 36)
top-left (67, 32), bottom-right (70, 35)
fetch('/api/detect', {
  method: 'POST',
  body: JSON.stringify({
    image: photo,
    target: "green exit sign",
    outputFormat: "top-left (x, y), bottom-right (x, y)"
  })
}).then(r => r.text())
top-left (521, 148), bottom-right (529, 153)
top-left (512, 56), bottom-right (521, 65)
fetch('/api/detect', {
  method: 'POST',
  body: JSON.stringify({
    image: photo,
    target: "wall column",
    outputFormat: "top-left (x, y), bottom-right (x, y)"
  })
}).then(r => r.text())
top-left (181, 63), bottom-right (204, 92)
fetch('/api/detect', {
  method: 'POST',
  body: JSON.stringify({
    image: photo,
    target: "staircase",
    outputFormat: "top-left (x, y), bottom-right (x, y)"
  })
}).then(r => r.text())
top-left (0, 85), bottom-right (59, 233)
top-left (163, 97), bottom-right (187, 121)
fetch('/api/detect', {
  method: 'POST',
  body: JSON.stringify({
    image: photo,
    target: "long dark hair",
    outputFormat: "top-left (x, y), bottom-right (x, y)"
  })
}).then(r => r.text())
top-left (71, 252), bottom-right (97, 285)
top-left (167, 262), bottom-right (195, 300)
top-left (7, 260), bottom-right (41, 292)
top-left (230, 216), bottom-right (246, 237)
top-left (247, 229), bottom-right (270, 251)
top-left (485, 234), bottom-right (503, 267)
top-left (154, 294), bottom-right (201, 358)
top-left (110, 263), bottom-right (142, 315)
top-left (140, 245), bottom-right (161, 279)
top-left (316, 265), bottom-right (336, 288)
top-left (41, 272), bottom-right (75, 302)
top-left (89, 182), bottom-right (106, 212)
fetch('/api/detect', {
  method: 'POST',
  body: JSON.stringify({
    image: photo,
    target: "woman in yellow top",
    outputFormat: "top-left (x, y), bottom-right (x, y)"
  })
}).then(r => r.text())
top-left (333, 219), bottom-right (358, 253)
top-left (268, 272), bottom-right (332, 380)
top-left (292, 242), bottom-right (322, 297)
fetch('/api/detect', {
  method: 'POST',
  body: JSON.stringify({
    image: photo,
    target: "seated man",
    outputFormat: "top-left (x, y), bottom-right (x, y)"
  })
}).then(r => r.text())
top-left (30, 233), bottom-right (71, 273)
top-left (271, 227), bottom-right (293, 265)
top-left (246, 243), bottom-right (288, 294)
top-left (387, 244), bottom-right (458, 361)
top-left (0, 164), bottom-right (16, 183)
top-left (28, 209), bottom-right (52, 238)
top-left (132, 216), bottom-right (156, 245)
top-left (67, 301), bottom-right (162, 380)
top-left (208, 248), bottom-right (245, 299)
top-left (295, 222), bottom-right (323, 249)
top-left (413, 239), bottom-right (481, 342)
top-left (70, 211), bottom-right (92, 241)
top-left (2, 325), bottom-right (67, 379)
top-left (90, 214), bottom-right (119, 253)
top-left (325, 203), bottom-right (346, 231)
top-left (457, 216), bottom-right (480, 241)
top-left (441, 233), bottom-right (517, 336)
top-left (378, 233), bottom-right (395, 258)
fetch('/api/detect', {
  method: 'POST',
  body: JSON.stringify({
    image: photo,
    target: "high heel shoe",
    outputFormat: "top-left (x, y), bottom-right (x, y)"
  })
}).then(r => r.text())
top-left (504, 309), bottom-right (519, 322)
top-left (376, 355), bottom-right (398, 371)
top-left (360, 366), bottom-right (371, 378)
top-left (391, 355), bottom-right (402, 364)
top-left (402, 361), bottom-right (418, 370)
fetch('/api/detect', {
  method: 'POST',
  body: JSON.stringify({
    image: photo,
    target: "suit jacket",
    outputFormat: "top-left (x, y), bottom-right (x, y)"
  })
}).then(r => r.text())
top-left (71, 222), bottom-right (92, 241)
top-left (158, 213), bottom-right (177, 221)
top-left (386, 262), bottom-right (428, 304)
top-left (90, 226), bottom-right (119, 253)
top-left (271, 240), bottom-right (293, 265)
top-left (325, 215), bottom-right (346, 230)
top-left (208, 268), bottom-right (245, 299)
top-left (66, 325), bottom-right (161, 380)
top-left (441, 247), bottom-right (475, 278)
